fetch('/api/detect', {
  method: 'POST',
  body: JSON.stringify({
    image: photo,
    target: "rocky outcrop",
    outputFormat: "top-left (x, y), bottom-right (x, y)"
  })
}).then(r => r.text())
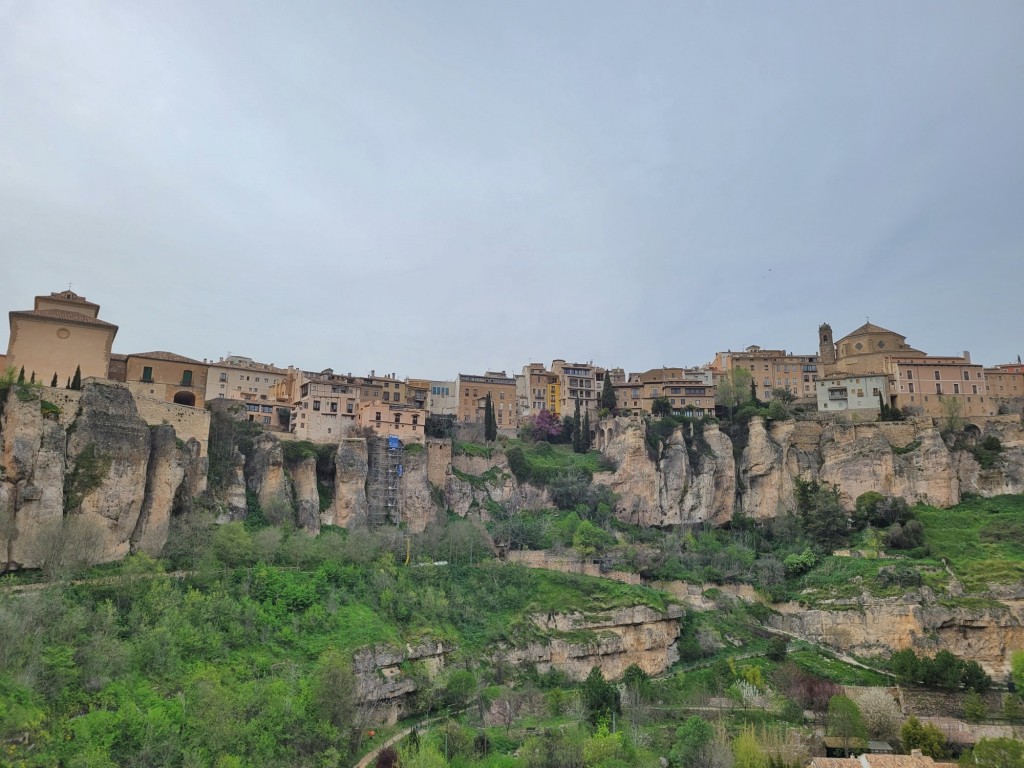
top-left (398, 448), bottom-right (437, 533)
top-left (771, 591), bottom-right (1024, 678)
top-left (351, 602), bottom-right (685, 722)
top-left (596, 417), bottom-right (736, 527)
top-left (445, 450), bottom-right (526, 518)
top-left (329, 438), bottom-right (369, 528)
top-left (289, 456), bottom-right (320, 533)
top-left (245, 434), bottom-right (291, 523)
top-left (131, 425), bottom-right (188, 556)
top-left (0, 382), bottom-right (204, 571)
top-left (503, 604), bottom-right (685, 681)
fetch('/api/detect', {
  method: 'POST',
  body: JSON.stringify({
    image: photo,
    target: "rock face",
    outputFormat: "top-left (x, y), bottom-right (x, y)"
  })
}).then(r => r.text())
top-left (0, 382), bottom-right (202, 571)
top-left (329, 438), bottom-right (369, 528)
top-left (503, 604), bottom-right (685, 681)
top-left (289, 456), bottom-right (321, 533)
top-left (245, 434), bottom-right (291, 522)
top-left (398, 447), bottom-right (437, 534)
top-left (351, 603), bottom-right (685, 722)
top-left (771, 592), bottom-right (1024, 678)
top-left (596, 417), bottom-right (736, 527)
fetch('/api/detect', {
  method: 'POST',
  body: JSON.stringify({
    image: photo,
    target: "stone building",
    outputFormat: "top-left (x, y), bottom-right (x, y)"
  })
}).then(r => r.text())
top-left (550, 360), bottom-right (606, 418)
top-left (713, 346), bottom-right (819, 401)
top-left (456, 372), bottom-right (518, 428)
top-left (517, 362), bottom-right (560, 419)
top-left (424, 380), bottom-right (457, 415)
top-left (614, 367), bottom-right (717, 418)
top-left (816, 373), bottom-right (892, 416)
top-left (5, 289), bottom-right (118, 385)
top-left (123, 351), bottom-right (209, 409)
top-left (818, 321), bottom-right (925, 377)
top-left (356, 401), bottom-right (429, 444)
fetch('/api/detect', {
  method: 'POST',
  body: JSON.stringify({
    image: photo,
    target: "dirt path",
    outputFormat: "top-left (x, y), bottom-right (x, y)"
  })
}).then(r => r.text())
top-left (353, 714), bottom-right (450, 768)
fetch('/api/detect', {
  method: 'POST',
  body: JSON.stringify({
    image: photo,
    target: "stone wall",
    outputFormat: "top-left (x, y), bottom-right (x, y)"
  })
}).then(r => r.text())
top-left (426, 439), bottom-right (451, 488)
top-left (132, 395), bottom-right (211, 456)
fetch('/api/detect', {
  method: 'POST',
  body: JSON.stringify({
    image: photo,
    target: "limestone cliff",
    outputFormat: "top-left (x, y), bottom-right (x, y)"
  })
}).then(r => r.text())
top-left (595, 417), bottom-right (736, 527)
top-left (771, 590), bottom-right (1024, 678)
top-left (328, 438), bottom-right (369, 528)
top-left (244, 434), bottom-right (292, 523)
top-left (0, 382), bottom-right (202, 571)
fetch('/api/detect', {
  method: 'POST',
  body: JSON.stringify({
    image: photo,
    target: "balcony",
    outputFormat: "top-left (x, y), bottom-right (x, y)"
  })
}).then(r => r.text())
top-left (828, 389), bottom-right (848, 401)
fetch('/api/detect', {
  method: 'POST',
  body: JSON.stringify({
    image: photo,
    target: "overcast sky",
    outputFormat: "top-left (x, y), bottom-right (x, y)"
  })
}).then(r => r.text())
top-left (2, 2), bottom-right (1022, 379)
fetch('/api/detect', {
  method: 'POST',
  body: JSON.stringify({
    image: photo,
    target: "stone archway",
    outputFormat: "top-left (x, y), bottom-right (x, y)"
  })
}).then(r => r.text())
top-left (173, 391), bottom-right (196, 407)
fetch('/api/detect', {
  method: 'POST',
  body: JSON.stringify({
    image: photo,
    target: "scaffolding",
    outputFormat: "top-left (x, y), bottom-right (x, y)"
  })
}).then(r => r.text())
top-left (367, 435), bottom-right (404, 525)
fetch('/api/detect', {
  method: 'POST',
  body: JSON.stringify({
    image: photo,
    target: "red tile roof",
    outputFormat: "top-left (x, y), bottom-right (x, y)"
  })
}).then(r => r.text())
top-left (10, 309), bottom-right (118, 328)
top-left (128, 351), bottom-right (206, 365)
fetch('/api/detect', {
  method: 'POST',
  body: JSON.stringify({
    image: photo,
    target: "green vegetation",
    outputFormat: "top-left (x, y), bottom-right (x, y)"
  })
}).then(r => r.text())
top-left (916, 495), bottom-right (1024, 590)
top-left (505, 440), bottom-right (611, 487)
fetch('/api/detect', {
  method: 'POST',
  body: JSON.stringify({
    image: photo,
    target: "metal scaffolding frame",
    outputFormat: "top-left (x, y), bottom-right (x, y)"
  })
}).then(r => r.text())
top-left (367, 434), bottom-right (403, 525)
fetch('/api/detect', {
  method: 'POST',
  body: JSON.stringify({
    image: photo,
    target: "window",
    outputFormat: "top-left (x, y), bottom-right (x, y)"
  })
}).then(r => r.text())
top-left (181, 370), bottom-right (193, 386)
top-left (375, 411), bottom-right (381, 422)
top-left (219, 372), bottom-right (227, 382)
top-left (963, 371), bottom-right (970, 380)
top-left (262, 416), bottom-right (271, 425)
top-left (383, 392), bottom-right (390, 402)
top-left (909, 383), bottom-right (914, 393)
top-left (330, 402), bottom-right (338, 412)
top-left (954, 383), bottom-right (960, 394)
top-left (973, 385), bottom-right (978, 395)
top-left (142, 366), bottom-right (153, 382)
top-left (394, 413), bottom-right (401, 424)
top-left (907, 370), bottom-right (913, 379)
top-left (313, 400), bottom-right (320, 411)
top-left (412, 414), bottom-right (419, 426)
top-left (499, 393), bottom-right (504, 400)
top-left (935, 384), bottom-right (942, 395)
top-left (934, 371), bottom-right (941, 380)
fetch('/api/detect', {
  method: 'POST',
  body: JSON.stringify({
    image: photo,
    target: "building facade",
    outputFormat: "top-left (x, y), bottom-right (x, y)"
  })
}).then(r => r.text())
top-left (123, 352), bottom-right (209, 409)
top-left (356, 401), bottom-right (429, 444)
top-left (614, 367), bottom-right (717, 418)
top-left (889, 354), bottom-right (991, 418)
top-left (816, 374), bottom-right (891, 416)
top-left (456, 372), bottom-right (519, 428)
top-left (6, 290), bottom-right (118, 385)
top-left (717, 346), bottom-right (819, 402)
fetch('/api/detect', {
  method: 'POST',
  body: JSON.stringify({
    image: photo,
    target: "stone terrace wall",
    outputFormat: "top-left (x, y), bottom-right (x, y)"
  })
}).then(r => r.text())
top-left (133, 395), bottom-right (211, 456)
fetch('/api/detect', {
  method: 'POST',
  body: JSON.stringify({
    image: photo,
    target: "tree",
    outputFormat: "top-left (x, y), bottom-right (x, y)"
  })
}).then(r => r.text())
top-left (963, 690), bottom-right (987, 721)
top-left (716, 367), bottom-right (754, 416)
top-left (600, 376), bottom-right (617, 414)
top-left (50, 372), bottom-right (58, 388)
top-left (483, 394), bottom-right (497, 442)
top-left (581, 666), bottom-right (619, 726)
top-left (581, 411), bottom-right (591, 452)
top-left (939, 395), bottom-right (964, 434)
top-left (901, 716), bottom-right (948, 759)
top-left (29, 371), bottom-right (35, 384)
top-left (1003, 694), bottom-right (1024, 722)
top-left (827, 695), bottom-right (867, 756)
top-left (71, 365), bottom-right (82, 391)
top-left (572, 520), bottom-right (613, 559)
top-left (1012, 650), bottom-right (1024, 693)
top-left (856, 687), bottom-right (902, 741)
top-left (733, 726), bottom-right (768, 768)
top-left (670, 716), bottom-right (714, 767)
top-left (766, 636), bottom-right (788, 662)
top-left (964, 737), bottom-right (1024, 768)
top-left (571, 399), bottom-right (583, 454)
top-left (311, 649), bottom-right (358, 749)
top-left (795, 479), bottom-right (849, 551)
top-left (525, 410), bottom-right (562, 441)
top-left (17, 366), bottom-right (24, 384)
top-left (652, 396), bottom-right (672, 416)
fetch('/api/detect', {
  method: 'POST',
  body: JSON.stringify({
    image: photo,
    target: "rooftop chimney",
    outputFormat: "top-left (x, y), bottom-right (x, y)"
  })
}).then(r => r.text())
top-left (963, 350), bottom-right (971, 363)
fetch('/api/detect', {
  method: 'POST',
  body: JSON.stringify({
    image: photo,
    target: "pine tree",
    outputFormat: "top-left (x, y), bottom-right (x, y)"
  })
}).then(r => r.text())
top-left (50, 372), bottom-right (58, 388)
top-left (71, 365), bottom-right (82, 391)
top-left (600, 375), bottom-right (617, 413)
top-left (17, 366), bottom-right (24, 384)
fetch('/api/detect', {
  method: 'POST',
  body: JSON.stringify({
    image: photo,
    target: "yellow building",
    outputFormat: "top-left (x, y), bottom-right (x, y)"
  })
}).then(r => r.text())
top-left (5, 290), bottom-right (118, 385)
top-left (517, 362), bottom-right (561, 419)
top-left (123, 352), bottom-right (209, 409)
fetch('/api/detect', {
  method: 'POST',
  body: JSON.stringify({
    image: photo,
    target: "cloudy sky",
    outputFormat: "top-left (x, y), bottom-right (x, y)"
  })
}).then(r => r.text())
top-left (2, 2), bottom-right (1022, 379)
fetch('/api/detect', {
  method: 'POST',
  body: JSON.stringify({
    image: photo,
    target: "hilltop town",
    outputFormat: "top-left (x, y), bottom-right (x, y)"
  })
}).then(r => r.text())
top-left (4, 289), bottom-right (1023, 453)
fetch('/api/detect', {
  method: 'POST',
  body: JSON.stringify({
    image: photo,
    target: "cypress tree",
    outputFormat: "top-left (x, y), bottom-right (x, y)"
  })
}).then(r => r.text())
top-left (572, 399), bottom-right (583, 453)
top-left (17, 366), bottom-right (24, 384)
top-left (66, 377), bottom-right (72, 390)
top-left (483, 393), bottom-right (497, 442)
top-left (29, 371), bottom-right (35, 384)
top-left (71, 365), bottom-right (82, 391)
top-left (582, 411), bottom-right (591, 451)
top-left (600, 375), bottom-right (617, 414)
top-left (50, 372), bottom-right (58, 388)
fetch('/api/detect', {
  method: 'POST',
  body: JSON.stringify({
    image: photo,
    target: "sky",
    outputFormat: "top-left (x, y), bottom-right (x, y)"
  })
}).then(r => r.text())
top-left (2, 1), bottom-right (1022, 380)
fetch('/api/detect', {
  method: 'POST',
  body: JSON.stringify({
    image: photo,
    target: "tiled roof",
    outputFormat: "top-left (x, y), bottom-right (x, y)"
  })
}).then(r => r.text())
top-left (110, 353), bottom-right (128, 361)
top-left (10, 309), bottom-right (118, 328)
top-left (810, 756), bottom-right (943, 768)
top-left (839, 322), bottom-right (903, 340)
top-left (128, 351), bottom-right (206, 365)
